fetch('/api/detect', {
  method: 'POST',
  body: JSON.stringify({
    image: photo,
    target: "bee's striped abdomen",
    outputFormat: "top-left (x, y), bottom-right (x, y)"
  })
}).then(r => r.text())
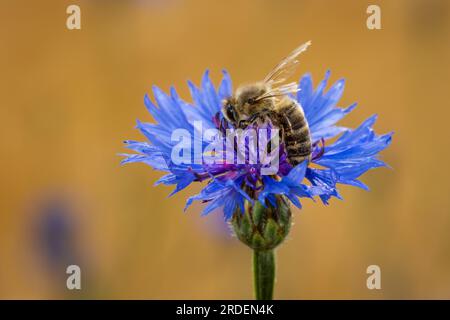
top-left (277, 99), bottom-right (311, 166)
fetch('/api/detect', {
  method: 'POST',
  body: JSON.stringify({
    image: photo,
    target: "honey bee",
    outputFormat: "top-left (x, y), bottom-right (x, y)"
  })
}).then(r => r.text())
top-left (222, 41), bottom-right (312, 166)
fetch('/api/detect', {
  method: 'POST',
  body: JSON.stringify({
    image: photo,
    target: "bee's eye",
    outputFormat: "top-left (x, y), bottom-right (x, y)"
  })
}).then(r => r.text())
top-left (247, 98), bottom-right (256, 104)
top-left (226, 104), bottom-right (236, 122)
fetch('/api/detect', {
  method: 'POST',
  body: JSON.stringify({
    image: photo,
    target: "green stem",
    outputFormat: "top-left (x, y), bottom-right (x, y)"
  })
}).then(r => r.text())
top-left (253, 249), bottom-right (275, 300)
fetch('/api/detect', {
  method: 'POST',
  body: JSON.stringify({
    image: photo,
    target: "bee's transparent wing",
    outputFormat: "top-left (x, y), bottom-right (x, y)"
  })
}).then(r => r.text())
top-left (263, 41), bottom-right (311, 86)
top-left (272, 82), bottom-right (299, 95)
top-left (255, 82), bottom-right (299, 102)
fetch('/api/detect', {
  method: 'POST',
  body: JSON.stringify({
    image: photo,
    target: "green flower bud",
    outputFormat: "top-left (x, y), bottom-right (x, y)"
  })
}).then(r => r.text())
top-left (231, 196), bottom-right (292, 251)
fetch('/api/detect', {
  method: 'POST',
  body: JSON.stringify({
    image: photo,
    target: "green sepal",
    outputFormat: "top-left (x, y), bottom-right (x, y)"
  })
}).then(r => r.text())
top-left (231, 195), bottom-right (292, 251)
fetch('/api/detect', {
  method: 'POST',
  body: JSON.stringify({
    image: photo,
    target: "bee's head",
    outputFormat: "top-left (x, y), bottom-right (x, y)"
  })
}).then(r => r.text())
top-left (222, 83), bottom-right (272, 128)
top-left (221, 96), bottom-right (239, 127)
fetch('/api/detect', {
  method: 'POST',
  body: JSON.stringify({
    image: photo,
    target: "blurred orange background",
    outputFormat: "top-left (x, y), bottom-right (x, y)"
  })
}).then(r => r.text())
top-left (0, 0), bottom-right (449, 299)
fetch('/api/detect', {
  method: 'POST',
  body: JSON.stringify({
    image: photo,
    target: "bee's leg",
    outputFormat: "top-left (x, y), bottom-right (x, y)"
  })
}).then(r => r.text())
top-left (248, 113), bottom-right (263, 124)
top-left (277, 121), bottom-right (285, 145)
top-left (239, 114), bottom-right (260, 128)
top-left (219, 117), bottom-right (229, 133)
top-left (260, 111), bottom-right (282, 134)
top-left (311, 138), bottom-right (325, 161)
top-left (238, 119), bottom-right (251, 129)
top-left (264, 112), bottom-right (284, 154)
top-left (277, 113), bottom-right (288, 143)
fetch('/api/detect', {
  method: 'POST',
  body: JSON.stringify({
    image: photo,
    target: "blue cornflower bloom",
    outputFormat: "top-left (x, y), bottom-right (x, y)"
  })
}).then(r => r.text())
top-left (122, 70), bottom-right (392, 220)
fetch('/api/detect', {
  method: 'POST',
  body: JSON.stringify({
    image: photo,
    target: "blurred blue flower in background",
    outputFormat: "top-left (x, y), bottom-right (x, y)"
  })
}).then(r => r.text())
top-left (122, 70), bottom-right (392, 219)
top-left (33, 195), bottom-right (79, 270)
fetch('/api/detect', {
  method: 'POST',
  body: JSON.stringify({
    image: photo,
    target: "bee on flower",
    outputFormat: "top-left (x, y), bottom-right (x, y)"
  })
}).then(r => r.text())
top-left (121, 42), bottom-right (392, 299)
